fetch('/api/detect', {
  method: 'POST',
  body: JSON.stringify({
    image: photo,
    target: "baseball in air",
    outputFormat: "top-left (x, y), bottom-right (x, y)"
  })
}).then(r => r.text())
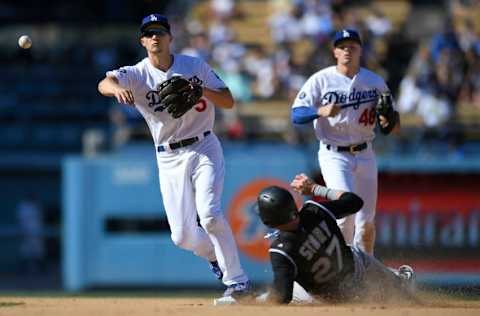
top-left (18, 35), bottom-right (32, 49)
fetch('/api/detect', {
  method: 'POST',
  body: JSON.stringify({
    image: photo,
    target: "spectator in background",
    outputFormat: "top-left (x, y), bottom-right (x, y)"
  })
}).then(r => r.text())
top-left (181, 32), bottom-right (211, 61)
top-left (397, 21), bottom-right (468, 155)
top-left (269, 1), bottom-right (305, 45)
top-left (109, 103), bottom-right (147, 149)
top-left (210, 0), bottom-right (236, 20)
top-left (208, 18), bottom-right (235, 45)
top-left (429, 19), bottom-right (461, 64)
top-left (214, 60), bottom-right (249, 140)
top-left (462, 47), bottom-right (480, 108)
top-left (456, 19), bottom-right (479, 54)
top-left (16, 194), bottom-right (46, 274)
top-left (300, 0), bottom-right (333, 41)
top-left (398, 43), bottom-right (453, 128)
top-left (211, 32), bottom-right (246, 70)
top-left (397, 43), bottom-right (431, 115)
top-left (243, 45), bottom-right (276, 100)
top-left (365, 7), bottom-right (392, 38)
top-left (456, 19), bottom-right (480, 108)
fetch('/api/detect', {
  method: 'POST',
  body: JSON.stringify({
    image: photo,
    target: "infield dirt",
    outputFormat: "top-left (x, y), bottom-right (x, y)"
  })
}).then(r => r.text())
top-left (1, 292), bottom-right (480, 316)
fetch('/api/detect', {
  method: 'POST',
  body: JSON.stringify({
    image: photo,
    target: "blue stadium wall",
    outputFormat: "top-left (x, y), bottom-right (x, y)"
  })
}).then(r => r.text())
top-left (62, 142), bottom-right (480, 291)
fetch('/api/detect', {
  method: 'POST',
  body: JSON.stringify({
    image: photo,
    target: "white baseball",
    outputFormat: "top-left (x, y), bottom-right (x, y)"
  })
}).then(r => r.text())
top-left (18, 35), bottom-right (32, 49)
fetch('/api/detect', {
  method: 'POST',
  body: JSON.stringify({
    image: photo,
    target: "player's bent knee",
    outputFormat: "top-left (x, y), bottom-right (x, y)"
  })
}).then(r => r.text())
top-left (170, 230), bottom-right (195, 250)
top-left (200, 215), bottom-right (227, 234)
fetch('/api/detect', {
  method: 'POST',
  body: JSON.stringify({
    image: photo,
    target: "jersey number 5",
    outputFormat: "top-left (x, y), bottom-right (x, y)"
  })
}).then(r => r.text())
top-left (358, 107), bottom-right (376, 126)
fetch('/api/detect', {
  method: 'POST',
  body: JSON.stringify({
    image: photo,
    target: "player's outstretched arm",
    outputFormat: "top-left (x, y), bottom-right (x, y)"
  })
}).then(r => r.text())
top-left (291, 173), bottom-right (340, 197)
top-left (203, 87), bottom-right (234, 109)
top-left (98, 76), bottom-right (135, 105)
top-left (317, 103), bottom-right (341, 117)
top-left (291, 173), bottom-right (363, 218)
top-left (291, 103), bottom-right (342, 125)
top-left (291, 106), bottom-right (319, 124)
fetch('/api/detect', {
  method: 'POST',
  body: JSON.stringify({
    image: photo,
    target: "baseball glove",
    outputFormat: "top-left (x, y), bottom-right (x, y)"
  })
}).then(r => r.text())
top-left (375, 91), bottom-right (399, 135)
top-left (158, 76), bottom-right (203, 119)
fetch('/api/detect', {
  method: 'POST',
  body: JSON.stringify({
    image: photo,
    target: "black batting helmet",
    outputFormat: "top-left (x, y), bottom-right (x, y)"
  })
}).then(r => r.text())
top-left (256, 186), bottom-right (298, 227)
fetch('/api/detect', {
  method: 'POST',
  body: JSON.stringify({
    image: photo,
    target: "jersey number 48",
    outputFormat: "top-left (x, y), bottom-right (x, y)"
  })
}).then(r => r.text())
top-left (358, 107), bottom-right (376, 126)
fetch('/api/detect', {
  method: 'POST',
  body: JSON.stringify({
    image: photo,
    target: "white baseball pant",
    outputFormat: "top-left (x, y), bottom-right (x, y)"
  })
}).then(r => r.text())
top-left (156, 133), bottom-right (248, 285)
top-left (318, 141), bottom-right (378, 254)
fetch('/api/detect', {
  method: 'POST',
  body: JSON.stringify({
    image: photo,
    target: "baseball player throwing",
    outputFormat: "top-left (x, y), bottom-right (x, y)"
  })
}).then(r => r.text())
top-left (98, 14), bottom-right (250, 296)
top-left (255, 175), bottom-right (415, 304)
top-left (291, 29), bottom-right (400, 255)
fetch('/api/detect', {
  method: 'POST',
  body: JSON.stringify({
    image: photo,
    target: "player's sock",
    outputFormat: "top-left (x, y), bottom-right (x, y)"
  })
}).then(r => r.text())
top-left (209, 260), bottom-right (223, 280)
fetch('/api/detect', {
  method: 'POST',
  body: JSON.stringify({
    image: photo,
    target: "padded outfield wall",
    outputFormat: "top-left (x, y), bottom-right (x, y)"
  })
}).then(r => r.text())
top-left (62, 142), bottom-right (480, 291)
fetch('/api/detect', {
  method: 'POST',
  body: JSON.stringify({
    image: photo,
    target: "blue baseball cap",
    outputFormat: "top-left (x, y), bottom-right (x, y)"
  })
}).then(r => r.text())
top-left (333, 29), bottom-right (362, 47)
top-left (140, 14), bottom-right (171, 34)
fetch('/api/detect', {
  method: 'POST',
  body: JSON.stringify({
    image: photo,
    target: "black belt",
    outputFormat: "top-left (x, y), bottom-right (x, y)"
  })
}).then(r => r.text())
top-left (157, 131), bottom-right (211, 152)
top-left (326, 142), bottom-right (367, 154)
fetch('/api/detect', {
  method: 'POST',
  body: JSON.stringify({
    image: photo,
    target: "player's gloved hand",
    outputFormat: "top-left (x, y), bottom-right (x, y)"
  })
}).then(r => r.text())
top-left (158, 76), bottom-right (203, 119)
top-left (318, 103), bottom-right (341, 117)
top-left (375, 92), bottom-right (399, 135)
top-left (291, 173), bottom-right (315, 195)
top-left (113, 87), bottom-right (135, 105)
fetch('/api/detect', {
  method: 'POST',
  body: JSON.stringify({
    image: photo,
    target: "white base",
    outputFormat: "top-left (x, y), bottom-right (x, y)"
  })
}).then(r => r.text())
top-left (213, 296), bottom-right (237, 306)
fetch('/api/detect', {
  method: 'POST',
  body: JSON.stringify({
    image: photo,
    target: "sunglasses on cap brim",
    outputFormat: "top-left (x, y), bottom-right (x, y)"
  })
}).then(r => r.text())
top-left (142, 29), bottom-right (169, 37)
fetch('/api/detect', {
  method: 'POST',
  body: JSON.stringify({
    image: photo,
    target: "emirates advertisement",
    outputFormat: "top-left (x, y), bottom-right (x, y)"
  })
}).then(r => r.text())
top-left (375, 173), bottom-right (480, 278)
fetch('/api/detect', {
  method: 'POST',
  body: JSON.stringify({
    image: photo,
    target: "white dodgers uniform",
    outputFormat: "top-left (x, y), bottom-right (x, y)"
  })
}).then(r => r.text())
top-left (107, 54), bottom-right (248, 285)
top-left (292, 65), bottom-right (394, 254)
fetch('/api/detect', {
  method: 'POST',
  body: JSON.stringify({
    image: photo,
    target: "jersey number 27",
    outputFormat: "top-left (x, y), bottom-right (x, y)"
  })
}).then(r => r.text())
top-left (311, 235), bottom-right (343, 283)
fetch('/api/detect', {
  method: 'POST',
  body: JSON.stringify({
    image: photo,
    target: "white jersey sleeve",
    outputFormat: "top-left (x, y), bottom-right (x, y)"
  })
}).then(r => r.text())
top-left (106, 66), bottom-right (141, 91)
top-left (292, 74), bottom-right (322, 110)
top-left (200, 60), bottom-right (227, 91)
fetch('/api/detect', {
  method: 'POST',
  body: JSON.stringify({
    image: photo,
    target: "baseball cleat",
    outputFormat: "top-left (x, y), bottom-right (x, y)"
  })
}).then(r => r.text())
top-left (223, 281), bottom-right (253, 299)
top-left (397, 265), bottom-right (416, 294)
top-left (209, 261), bottom-right (223, 280)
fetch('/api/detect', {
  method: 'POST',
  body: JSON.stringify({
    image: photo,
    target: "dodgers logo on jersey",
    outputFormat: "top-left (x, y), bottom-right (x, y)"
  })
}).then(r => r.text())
top-left (321, 88), bottom-right (378, 110)
top-left (146, 90), bottom-right (165, 112)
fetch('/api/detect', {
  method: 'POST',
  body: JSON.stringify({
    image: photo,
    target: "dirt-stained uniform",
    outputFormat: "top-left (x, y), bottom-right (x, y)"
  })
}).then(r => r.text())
top-left (268, 197), bottom-right (412, 304)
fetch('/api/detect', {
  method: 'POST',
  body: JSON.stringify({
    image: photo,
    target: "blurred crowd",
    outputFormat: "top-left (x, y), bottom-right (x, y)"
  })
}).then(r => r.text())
top-left (124, 0), bottom-right (407, 142)
top-left (398, 1), bottom-right (480, 127)
top-left (1, 0), bottom-right (480, 151)
top-left (170, 0), bottom-right (479, 147)
top-left (396, 0), bottom-right (480, 153)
